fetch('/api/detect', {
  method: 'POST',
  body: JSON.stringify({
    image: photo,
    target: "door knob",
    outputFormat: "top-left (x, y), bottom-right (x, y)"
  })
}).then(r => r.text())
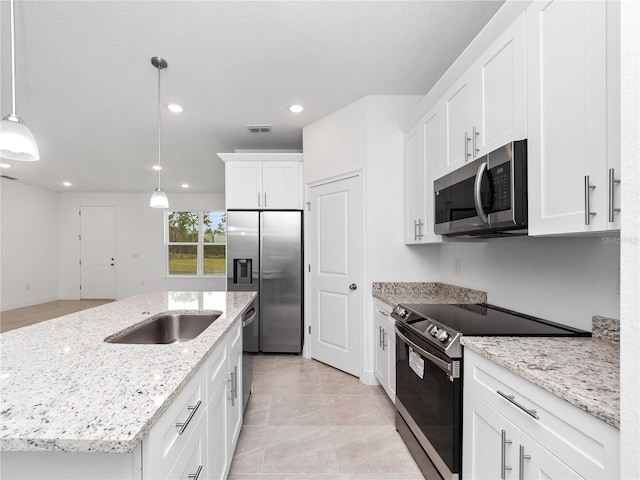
top-left (349, 283), bottom-right (358, 291)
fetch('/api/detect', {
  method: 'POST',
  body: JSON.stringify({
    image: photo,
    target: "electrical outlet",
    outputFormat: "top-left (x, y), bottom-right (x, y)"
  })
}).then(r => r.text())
top-left (454, 259), bottom-right (461, 275)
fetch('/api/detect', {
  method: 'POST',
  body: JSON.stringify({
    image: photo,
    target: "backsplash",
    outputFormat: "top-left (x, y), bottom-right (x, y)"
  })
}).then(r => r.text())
top-left (592, 316), bottom-right (620, 343)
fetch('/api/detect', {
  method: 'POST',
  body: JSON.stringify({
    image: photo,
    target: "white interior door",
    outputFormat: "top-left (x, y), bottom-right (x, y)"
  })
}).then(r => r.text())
top-left (80, 205), bottom-right (115, 299)
top-left (309, 175), bottom-right (360, 377)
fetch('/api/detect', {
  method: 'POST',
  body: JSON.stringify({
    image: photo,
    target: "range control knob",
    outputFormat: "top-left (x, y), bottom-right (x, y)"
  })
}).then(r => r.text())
top-left (397, 308), bottom-right (407, 318)
top-left (437, 330), bottom-right (450, 342)
top-left (429, 325), bottom-right (439, 337)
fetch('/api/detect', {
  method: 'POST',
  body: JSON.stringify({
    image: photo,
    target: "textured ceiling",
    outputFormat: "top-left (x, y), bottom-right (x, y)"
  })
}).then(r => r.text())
top-left (0, 0), bottom-right (504, 194)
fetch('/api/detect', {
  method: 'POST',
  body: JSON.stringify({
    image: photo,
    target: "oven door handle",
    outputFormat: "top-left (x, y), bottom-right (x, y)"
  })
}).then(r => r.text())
top-left (395, 327), bottom-right (458, 377)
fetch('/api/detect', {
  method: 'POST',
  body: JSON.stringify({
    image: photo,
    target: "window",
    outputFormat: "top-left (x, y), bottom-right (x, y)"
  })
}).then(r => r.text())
top-left (167, 211), bottom-right (226, 277)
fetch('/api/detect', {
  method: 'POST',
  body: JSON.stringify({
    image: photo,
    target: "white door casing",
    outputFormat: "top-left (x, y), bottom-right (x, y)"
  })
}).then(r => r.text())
top-left (308, 175), bottom-right (361, 377)
top-left (80, 205), bottom-right (115, 299)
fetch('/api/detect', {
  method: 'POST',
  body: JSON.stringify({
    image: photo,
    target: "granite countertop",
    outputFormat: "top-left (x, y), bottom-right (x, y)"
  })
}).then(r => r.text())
top-left (372, 282), bottom-right (487, 306)
top-left (461, 317), bottom-right (620, 429)
top-left (0, 291), bottom-right (256, 453)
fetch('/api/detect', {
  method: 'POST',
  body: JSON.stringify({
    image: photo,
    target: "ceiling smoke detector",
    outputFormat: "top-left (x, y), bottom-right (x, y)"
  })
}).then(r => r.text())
top-left (246, 125), bottom-right (271, 134)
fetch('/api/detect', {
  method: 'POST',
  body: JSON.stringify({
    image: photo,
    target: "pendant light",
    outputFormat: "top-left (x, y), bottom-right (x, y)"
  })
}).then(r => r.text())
top-left (0, 0), bottom-right (39, 161)
top-left (149, 57), bottom-right (169, 209)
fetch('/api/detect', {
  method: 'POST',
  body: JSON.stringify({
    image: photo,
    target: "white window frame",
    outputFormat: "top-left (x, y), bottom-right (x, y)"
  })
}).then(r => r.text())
top-left (166, 211), bottom-right (226, 277)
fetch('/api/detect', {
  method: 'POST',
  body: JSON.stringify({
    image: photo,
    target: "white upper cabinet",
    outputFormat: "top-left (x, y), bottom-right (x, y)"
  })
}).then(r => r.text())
top-left (475, 12), bottom-right (527, 156)
top-left (404, 105), bottom-right (444, 245)
top-left (226, 161), bottom-right (263, 209)
top-left (442, 13), bottom-right (526, 175)
top-left (527, 0), bottom-right (620, 235)
top-left (220, 153), bottom-right (303, 210)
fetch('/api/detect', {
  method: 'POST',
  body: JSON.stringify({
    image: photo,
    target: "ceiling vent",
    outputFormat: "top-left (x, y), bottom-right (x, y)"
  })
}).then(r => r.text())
top-left (1, 175), bottom-right (18, 180)
top-left (247, 124), bottom-right (271, 134)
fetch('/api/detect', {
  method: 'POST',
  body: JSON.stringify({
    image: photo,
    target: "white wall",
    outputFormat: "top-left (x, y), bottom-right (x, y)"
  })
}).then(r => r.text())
top-left (0, 179), bottom-right (60, 311)
top-left (437, 236), bottom-right (620, 331)
top-left (620, 0), bottom-right (640, 476)
top-left (303, 98), bottom-right (368, 184)
top-left (58, 192), bottom-right (226, 300)
top-left (302, 95), bottom-right (441, 382)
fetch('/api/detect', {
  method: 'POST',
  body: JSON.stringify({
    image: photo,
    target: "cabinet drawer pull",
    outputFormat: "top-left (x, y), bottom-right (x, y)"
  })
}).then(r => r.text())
top-left (584, 176), bottom-right (596, 225)
top-left (501, 430), bottom-right (512, 479)
top-left (608, 168), bottom-right (621, 222)
top-left (497, 390), bottom-right (539, 419)
top-left (375, 307), bottom-right (389, 317)
top-left (188, 465), bottom-right (203, 480)
top-left (519, 445), bottom-right (531, 480)
top-left (175, 400), bottom-right (202, 435)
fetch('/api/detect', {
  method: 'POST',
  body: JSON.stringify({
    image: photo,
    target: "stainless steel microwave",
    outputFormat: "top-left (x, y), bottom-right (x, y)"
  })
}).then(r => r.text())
top-left (434, 140), bottom-right (527, 237)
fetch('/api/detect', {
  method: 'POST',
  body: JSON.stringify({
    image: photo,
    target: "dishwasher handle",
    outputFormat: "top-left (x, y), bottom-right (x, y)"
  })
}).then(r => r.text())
top-left (242, 307), bottom-right (257, 327)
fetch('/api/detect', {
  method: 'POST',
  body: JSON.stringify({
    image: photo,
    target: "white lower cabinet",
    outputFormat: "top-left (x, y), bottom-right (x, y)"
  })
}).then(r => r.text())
top-left (373, 299), bottom-right (395, 401)
top-left (144, 319), bottom-right (243, 480)
top-left (463, 349), bottom-right (619, 480)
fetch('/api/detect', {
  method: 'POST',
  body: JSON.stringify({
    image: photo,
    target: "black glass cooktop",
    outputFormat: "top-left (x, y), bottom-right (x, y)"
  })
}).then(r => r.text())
top-left (401, 303), bottom-right (590, 337)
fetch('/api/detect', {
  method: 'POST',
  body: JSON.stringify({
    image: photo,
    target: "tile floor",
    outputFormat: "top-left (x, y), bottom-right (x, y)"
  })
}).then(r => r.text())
top-left (229, 355), bottom-right (423, 480)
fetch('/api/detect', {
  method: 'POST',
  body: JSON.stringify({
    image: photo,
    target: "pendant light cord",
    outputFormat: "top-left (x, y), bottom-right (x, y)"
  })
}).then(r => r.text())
top-left (9, 0), bottom-right (17, 115)
top-left (157, 61), bottom-right (162, 188)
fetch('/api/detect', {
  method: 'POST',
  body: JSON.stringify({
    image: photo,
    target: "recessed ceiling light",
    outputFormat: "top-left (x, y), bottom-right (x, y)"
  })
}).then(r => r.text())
top-left (289, 104), bottom-right (304, 113)
top-left (152, 165), bottom-right (162, 171)
top-left (181, 183), bottom-right (189, 189)
top-left (168, 104), bottom-right (183, 113)
top-left (63, 182), bottom-right (72, 187)
top-left (0, 163), bottom-right (10, 168)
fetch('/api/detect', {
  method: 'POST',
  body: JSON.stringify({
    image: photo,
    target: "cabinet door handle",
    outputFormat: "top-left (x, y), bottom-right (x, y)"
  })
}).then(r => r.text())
top-left (465, 132), bottom-right (472, 160)
top-left (233, 365), bottom-right (238, 400)
top-left (501, 430), bottom-right (513, 479)
top-left (175, 400), bottom-right (202, 435)
top-left (519, 445), bottom-right (531, 480)
top-left (187, 465), bottom-right (203, 480)
top-left (378, 326), bottom-right (383, 348)
top-left (584, 176), bottom-right (596, 225)
top-left (608, 168), bottom-right (621, 222)
top-left (473, 126), bottom-right (480, 156)
top-left (497, 390), bottom-right (539, 419)
top-left (264, 192), bottom-right (267, 208)
top-left (414, 219), bottom-right (419, 241)
top-left (382, 330), bottom-right (388, 351)
top-left (257, 192), bottom-right (261, 208)
top-left (416, 218), bottom-right (424, 240)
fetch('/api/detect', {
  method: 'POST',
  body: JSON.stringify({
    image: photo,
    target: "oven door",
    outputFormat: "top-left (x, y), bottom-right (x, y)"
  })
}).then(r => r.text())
top-left (395, 323), bottom-right (461, 480)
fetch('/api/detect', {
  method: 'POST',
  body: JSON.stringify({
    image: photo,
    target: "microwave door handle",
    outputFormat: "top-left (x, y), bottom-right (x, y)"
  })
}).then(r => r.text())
top-left (474, 161), bottom-right (489, 224)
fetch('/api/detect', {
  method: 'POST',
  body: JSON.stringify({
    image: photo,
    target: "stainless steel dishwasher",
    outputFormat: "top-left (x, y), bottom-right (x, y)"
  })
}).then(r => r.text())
top-left (241, 302), bottom-right (257, 412)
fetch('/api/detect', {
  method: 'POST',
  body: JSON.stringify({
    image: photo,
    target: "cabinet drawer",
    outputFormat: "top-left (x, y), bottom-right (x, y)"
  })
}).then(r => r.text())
top-left (464, 349), bottom-right (619, 479)
top-left (165, 411), bottom-right (207, 480)
top-left (143, 368), bottom-right (206, 479)
top-left (206, 336), bottom-right (229, 404)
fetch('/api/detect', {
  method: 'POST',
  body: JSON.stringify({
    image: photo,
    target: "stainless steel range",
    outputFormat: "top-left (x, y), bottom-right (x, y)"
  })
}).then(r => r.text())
top-left (391, 303), bottom-right (590, 480)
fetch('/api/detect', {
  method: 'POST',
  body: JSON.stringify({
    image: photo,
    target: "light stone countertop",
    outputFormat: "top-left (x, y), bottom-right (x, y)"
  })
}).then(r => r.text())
top-left (372, 281), bottom-right (487, 306)
top-left (461, 334), bottom-right (620, 429)
top-left (0, 291), bottom-right (256, 453)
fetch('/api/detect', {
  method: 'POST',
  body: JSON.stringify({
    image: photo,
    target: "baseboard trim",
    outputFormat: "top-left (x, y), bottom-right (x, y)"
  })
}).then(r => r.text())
top-left (360, 368), bottom-right (379, 386)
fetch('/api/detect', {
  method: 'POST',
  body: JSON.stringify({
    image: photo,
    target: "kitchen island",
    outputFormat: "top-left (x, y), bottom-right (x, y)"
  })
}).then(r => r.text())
top-left (0, 291), bottom-right (255, 479)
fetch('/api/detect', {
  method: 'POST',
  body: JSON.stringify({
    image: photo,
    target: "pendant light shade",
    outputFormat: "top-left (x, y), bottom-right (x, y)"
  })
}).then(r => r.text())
top-left (149, 56), bottom-right (169, 209)
top-left (150, 187), bottom-right (169, 208)
top-left (0, 0), bottom-right (39, 162)
top-left (0, 115), bottom-right (40, 161)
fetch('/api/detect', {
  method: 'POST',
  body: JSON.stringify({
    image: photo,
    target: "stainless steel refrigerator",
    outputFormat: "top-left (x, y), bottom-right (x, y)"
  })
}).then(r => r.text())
top-left (226, 210), bottom-right (303, 355)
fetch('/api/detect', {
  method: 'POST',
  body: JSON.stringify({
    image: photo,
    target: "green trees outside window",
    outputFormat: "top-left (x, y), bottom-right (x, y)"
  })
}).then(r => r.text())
top-left (168, 211), bottom-right (226, 276)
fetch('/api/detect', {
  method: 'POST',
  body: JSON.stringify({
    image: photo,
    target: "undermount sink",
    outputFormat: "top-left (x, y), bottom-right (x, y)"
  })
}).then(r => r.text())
top-left (106, 312), bottom-right (222, 344)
